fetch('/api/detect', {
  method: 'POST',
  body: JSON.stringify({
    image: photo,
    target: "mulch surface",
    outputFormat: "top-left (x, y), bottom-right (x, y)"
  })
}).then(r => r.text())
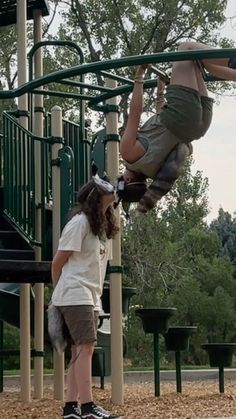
top-left (1, 381), bottom-right (236, 418)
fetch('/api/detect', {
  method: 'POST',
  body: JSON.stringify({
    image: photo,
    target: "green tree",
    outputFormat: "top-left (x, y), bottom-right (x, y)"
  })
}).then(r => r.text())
top-left (203, 286), bottom-right (236, 342)
top-left (3, 323), bottom-right (20, 370)
top-left (61, 0), bottom-right (229, 59)
top-left (122, 161), bottom-right (236, 367)
top-left (210, 208), bottom-right (236, 266)
top-left (122, 165), bottom-right (209, 365)
top-left (161, 157), bottom-right (210, 240)
top-left (0, 26), bottom-right (17, 90)
top-left (58, 0), bottom-right (233, 122)
top-left (0, 26), bottom-right (17, 130)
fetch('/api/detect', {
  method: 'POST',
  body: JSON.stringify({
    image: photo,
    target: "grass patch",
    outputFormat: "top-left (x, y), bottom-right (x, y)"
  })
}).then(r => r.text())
top-left (4, 368), bottom-right (54, 376)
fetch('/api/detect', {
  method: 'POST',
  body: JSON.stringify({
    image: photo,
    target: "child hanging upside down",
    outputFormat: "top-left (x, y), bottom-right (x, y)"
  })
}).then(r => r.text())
top-left (119, 41), bottom-right (236, 214)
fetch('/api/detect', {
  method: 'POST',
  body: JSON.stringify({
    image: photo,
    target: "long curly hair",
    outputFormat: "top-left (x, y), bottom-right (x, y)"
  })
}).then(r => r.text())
top-left (69, 180), bottom-right (119, 239)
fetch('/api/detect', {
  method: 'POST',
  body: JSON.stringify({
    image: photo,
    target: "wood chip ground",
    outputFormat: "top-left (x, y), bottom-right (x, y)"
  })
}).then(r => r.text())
top-left (1, 381), bottom-right (236, 418)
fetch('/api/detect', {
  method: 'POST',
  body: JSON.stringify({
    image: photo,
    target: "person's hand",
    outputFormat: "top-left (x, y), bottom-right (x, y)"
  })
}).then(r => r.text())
top-left (157, 78), bottom-right (166, 94)
top-left (134, 64), bottom-right (150, 79)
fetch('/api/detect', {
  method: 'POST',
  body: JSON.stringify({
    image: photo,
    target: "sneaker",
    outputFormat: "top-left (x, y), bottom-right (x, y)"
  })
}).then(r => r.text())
top-left (81, 403), bottom-right (118, 419)
top-left (228, 57), bottom-right (236, 69)
top-left (93, 406), bottom-right (116, 417)
top-left (137, 143), bottom-right (190, 213)
top-left (63, 404), bottom-right (81, 419)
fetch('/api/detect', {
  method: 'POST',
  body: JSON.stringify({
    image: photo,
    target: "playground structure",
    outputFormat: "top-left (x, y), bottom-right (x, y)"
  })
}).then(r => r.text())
top-left (1, 0), bottom-right (236, 409)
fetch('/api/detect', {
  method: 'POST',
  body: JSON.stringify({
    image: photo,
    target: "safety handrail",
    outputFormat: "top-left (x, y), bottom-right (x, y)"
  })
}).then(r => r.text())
top-left (2, 111), bottom-right (62, 256)
top-left (2, 109), bottom-right (90, 251)
top-left (44, 112), bottom-right (90, 190)
top-left (0, 133), bottom-right (3, 188)
top-left (28, 40), bottom-right (86, 155)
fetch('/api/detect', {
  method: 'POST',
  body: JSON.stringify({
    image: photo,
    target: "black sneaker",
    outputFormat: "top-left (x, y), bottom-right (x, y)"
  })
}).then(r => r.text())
top-left (63, 404), bottom-right (81, 419)
top-left (81, 403), bottom-right (118, 419)
top-left (228, 57), bottom-right (236, 69)
top-left (137, 143), bottom-right (190, 213)
top-left (93, 405), bottom-right (119, 418)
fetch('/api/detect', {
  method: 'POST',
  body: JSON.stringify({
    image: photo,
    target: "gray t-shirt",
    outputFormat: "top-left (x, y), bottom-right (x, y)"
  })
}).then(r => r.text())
top-left (123, 114), bottom-right (179, 179)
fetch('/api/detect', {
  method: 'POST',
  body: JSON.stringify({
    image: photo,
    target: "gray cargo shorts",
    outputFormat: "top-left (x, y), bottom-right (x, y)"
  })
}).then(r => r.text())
top-left (58, 305), bottom-right (99, 346)
top-left (160, 84), bottom-right (214, 142)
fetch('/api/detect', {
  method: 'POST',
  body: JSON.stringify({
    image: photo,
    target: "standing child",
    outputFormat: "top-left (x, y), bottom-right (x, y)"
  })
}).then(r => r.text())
top-left (51, 175), bottom-right (119, 419)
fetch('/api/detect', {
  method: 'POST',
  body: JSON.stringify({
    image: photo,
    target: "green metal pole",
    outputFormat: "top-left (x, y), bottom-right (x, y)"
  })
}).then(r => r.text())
top-left (0, 321), bottom-right (3, 393)
top-left (153, 333), bottom-right (160, 397)
top-left (219, 366), bottom-right (225, 393)
top-left (175, 350), bottom-right (182, 393)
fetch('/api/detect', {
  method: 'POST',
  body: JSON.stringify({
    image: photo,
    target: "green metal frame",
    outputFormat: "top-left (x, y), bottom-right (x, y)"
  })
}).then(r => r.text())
top-left (58, 146), bottom-right (74, 229)
top-left (0, 48), bottom-right (235, 103)
top-left (1, 46), bottom-right (236, 256)
top-left (91, 128), bottom-right (106, 177)
top-left (28, 40), bottom-right (89, 185)
top-left (0, 134), bottom-right (3, 188)
top-left (2, 109), bottom-right (81, 254)
top-left (44, 112), bottom-right (90, 193)
top-left (2, 111), bottom-right (64, 257)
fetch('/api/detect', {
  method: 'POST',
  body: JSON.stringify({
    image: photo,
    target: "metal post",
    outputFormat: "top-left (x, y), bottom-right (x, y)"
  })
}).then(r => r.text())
top-left (219, 366), bottom-right (225, 393)
top-left (51, 106), bottom-right (65, 400)
top-left (175, 350), bottom-right (182, 393)
top-left (33, 8), bottom-right (44, 400)
top-left (17, 0), bottom-right (31, 403)
top-left (0, 321), bottom-right (3, 392)
top-left (105, 79), bottom-right (123, 405)
top-left (153, 334), bottom-right (160, 397)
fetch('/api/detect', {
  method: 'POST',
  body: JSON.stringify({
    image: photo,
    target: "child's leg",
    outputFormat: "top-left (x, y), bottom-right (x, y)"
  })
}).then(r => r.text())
top-left (169, 58), bottom-right (201, 91)
top-left (177, 41), bottom-right (236, 81)
top-left (66, 342), bottom-right (95, 404)
top-left (178, 41), bottom-right (231, 66)
top-left (66, 345), bottom-right (81, 402)
top-left (169, 45), bottom-right (208, 96)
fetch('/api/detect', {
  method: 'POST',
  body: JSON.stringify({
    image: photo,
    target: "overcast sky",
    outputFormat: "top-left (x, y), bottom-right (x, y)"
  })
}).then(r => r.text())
top-left (192, 0), bottom-right (236, 221)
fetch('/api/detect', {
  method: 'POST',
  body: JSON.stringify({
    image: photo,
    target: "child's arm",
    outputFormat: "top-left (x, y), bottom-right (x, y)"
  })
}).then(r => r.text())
top-left (51, 250), bottom-right (72, 288)
top-left (156, 78), bottom-right (166, 114)
top-left (120, 65), bottom-right (148, 162)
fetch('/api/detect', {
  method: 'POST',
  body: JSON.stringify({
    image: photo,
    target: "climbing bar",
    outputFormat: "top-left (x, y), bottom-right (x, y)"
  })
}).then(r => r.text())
top-left (89, 79), bottom-right (155, 108)
top-left (0, 48), bottom-right (235, 100)
top-left (100, 70), bottom-right (134, 84)
top-left (150, 65), bottom-right (170, 83)
top-left (28, 40), bottom-right (85, 82)
top-left (59, 79), bottom-right (113, 92)
top-left (32, 88), bottom-right (93, 101)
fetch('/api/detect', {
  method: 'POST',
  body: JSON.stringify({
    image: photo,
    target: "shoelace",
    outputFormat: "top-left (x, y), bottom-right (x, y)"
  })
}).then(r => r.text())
top-left (74, 406), bottom-right (81, 415)
top-left (88, 406), bottom-right (109, 418)
top-left (95, 406), bottom-right (109, 415)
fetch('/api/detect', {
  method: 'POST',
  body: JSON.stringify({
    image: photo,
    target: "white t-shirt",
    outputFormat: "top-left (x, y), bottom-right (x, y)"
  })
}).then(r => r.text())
top-left (51, 212), bottom-right (112, 308)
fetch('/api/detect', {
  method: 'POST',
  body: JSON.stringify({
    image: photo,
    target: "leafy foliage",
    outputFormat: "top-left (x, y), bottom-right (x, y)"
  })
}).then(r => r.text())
top-left (210, 208), bottom-right (236, 266)
top-left (122, 164), bottom-right (236, 367)
top-left (57, 0), bottom-right (233, 122)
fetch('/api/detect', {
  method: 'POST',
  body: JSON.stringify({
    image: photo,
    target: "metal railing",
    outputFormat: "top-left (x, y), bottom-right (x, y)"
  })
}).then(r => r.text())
top-left (0, 134), bottom-right (3, 188)
top-left (3, 111), bottom-right (51, 250)
top-left (44, 112), bottom-right (91, 193)
top-left (2, 111), bottom-right (70, 257)
top-left (2, 110), bottom-right (91, 257)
